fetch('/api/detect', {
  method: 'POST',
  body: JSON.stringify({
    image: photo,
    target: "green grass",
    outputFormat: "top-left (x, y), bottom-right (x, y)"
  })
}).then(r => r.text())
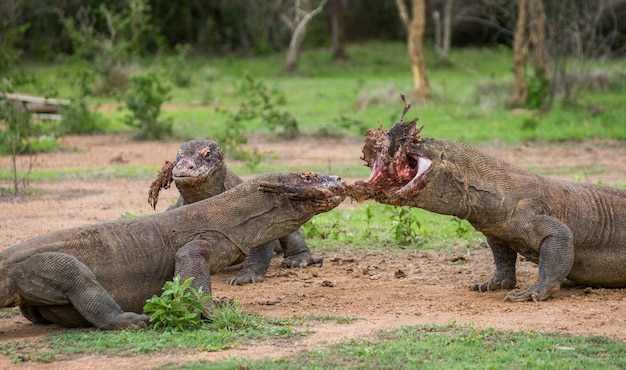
top-left (0, 308), bottom-right (354, 364)
top-left (171, 323), bottom-right (626, 369)
top-left (3, 316), bottom-right (624, 368)
top-left (0, 308), bottom-right (20, 319)
top-left (303, 203), bottom-right (483, 252)
top-left (13, 41), bottom-right (626, 145)
top-left (0, 165), bottom-right (162, 182)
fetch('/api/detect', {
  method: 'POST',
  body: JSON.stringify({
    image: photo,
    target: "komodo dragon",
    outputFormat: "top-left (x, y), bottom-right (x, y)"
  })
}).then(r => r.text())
top-left (0, 172), bottom-right (344, 329)
top-left (148, 140), bottom-right (323, 286)
top-left (291, 98), bottom-right (626, 302)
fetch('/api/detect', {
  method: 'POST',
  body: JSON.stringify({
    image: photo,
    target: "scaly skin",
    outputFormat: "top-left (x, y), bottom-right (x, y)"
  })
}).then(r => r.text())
top-left (0, 172), bottom-right (344, 329)
top-left (149, 140), bottom-right (323, 286)
top-left (292, 97), bottom-right (626, 302)
top-left (352, 102), bottom-right (626, 302)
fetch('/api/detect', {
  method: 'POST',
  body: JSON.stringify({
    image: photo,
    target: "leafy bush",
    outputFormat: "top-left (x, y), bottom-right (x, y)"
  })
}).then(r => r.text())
top-left (214, 74), bottom-right (300, 168)
top-left (0, 8), bottom-right (28, 74)
top-left (526, 71), bottom-right (551, 110)
top-left (166, 44), bottom-right (193, 88)
top-left (59, 71), bottom-right (108, 134)
top-left (143, 275), bottom-right (212, 331)
top-left (0, 97), bottom-right (33, 155)
top-left (234, 74), bottom-right (299, 139)
top-left (123, 72), bottom-right (172, 140)
top-left (387, 206), bottom-right (421, 244)
top-left (58, 0), bottom-right (162, 95)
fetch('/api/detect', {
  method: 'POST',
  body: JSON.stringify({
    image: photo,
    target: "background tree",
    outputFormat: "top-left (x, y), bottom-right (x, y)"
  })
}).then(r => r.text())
top-left (512, 0), bottom-right (549, 109)
top-left (281, 0), bottom-right (328, 74)
top-left (329, 0), bottom-right (348, 60)
top-left (544, 0), bottom-right (621, 106)
top-left (395, 0), bottom-right (431, 101)
top-left (432, 0), bottom-right (455, 62)
top-left (512, 0), bottom-right (529, 106)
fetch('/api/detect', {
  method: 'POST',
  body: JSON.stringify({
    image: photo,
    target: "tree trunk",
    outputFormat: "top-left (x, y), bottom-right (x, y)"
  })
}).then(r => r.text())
top-left (395, 0), bottom-right (431, 101)
top-left (513, 0), bottom-right (528, 106)
top-left (527, 0), bottom-right (548, 78)
top-left (433, 10), bottom-right (442, 58)
top-left (330, 0), bottom-right (347, 60)
top-left (283, 0), bottom-right (328, 74)
top-left (442, 0), bottom-right (454, 58)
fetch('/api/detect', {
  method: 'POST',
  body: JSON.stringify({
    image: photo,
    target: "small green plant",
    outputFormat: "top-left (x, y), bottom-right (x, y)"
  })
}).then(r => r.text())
top-left (0, 307), bottom-right (20, 319)
top-left (520, 116), bottom-right (539, 131)
top-left (166, 44), bottom-right (193, 87)
top-left (0, 79), bottom-right (39, 194)
top-left (123, 72), bottom-right (172, 140)
top-left (450, 216), bottom-right (472, 238)
top-left (236, 75), bottom-right (298, 137)
top-left (526, 71), bottom-right (551, 110)
top-left (388, 206), bottom-right (421, 244)
top-left (333, 114), bottom-right (368, 135)
top-left (207, 299), bottom-right (258, 331)
top-left (301, 218), bottom-right (323, 239)
top-left (143, 275), bottom-right (212, 331)
top-left (302, 217), bottom-right (348, 243)
top-left (0, 340), bottom-right (27, 364)
top-left (59, 71), bottom-right (108, 134)
top-left (214, 74), bottom-right (300, 168)
top-left (362, 203), bottom-right (375, 238)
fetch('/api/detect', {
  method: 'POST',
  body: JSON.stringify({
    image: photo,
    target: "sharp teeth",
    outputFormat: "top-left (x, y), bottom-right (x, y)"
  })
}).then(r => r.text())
top-left (367, 159), bottom-right (384, 183)
top-left (397, 157), bottom-right (432, 193)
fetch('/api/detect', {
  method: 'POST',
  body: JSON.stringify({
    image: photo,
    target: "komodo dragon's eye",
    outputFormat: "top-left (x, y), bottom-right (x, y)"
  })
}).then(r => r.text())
top-left (200, 147), bottom-right (211, 158)
top-left (300, 172), bottom-right (316, 183)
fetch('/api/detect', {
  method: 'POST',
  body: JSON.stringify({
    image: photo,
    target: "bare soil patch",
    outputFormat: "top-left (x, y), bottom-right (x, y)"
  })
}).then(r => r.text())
top-left (1, 135), bottom-right (625, 369)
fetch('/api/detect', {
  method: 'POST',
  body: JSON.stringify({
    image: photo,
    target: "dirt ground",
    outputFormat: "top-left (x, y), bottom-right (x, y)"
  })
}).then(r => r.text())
top-left (1, 134), bottom-right (625, 369)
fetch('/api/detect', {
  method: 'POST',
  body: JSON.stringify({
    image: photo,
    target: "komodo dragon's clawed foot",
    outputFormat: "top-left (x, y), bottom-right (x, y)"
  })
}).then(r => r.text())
top-left (106, 312), bottom-right (150, 330)
top-left (226, 272), bottom-right (265, 286)
top-left (503, 283), bottom-right (560, 303)
top-left (503, 290), bottom-right (540, 303)
top-left (281, 251), bottom-right (323, 268)
top-left (470, 277), bottom-right (516, 293)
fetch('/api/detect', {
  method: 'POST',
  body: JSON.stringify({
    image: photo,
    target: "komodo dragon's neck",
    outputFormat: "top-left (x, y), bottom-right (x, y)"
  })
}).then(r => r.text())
top-left (397, 139), bottom-right (539, 228)
top-left (163, 176), bottom-right (310, 252)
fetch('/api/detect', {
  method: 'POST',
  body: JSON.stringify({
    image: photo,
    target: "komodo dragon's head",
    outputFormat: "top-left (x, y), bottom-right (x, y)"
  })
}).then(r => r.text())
top-left (257, 172), bottom-right (346, 215)
top-left (338, 95), bottom-right (434, 203)
top-left (171, 140), bottom-right (227, 200)
top-left (148, 140), bottom-right (227, 209)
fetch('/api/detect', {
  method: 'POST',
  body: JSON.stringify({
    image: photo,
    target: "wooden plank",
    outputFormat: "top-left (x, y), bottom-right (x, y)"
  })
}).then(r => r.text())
top-left (4, 93), bottom-right (70, 106)
top-left (3, 93), bottom-right (70, 114)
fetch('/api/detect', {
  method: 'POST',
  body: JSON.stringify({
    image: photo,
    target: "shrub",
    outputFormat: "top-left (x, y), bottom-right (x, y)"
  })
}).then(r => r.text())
top-left (59, 71), bottom-right (108, 134)
top-left (122, 72), bottom-right (172, 140)
top-left (143, 276), bottom-right (212, 331)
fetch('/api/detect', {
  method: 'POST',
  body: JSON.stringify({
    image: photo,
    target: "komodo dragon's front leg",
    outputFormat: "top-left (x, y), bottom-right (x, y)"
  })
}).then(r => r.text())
top-left (174, 238), bottom-right (242, 304)
top-left (278, 230), bottom-right (323, 268)
top-left (471, 239), bottom-right (517, 293)
top-left (11, 253), bottom-right (149, 329)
